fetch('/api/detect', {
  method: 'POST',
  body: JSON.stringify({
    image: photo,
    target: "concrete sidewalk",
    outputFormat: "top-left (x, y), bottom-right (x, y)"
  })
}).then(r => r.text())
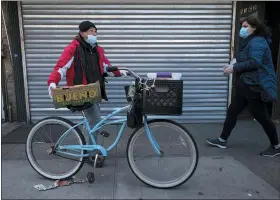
top-left (1, 120), bottom-right (280, 199)
top-left (1, 122), bottom-right (24, 138)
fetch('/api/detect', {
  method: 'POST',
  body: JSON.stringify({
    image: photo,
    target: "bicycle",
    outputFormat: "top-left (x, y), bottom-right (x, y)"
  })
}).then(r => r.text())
top-left (26, 67), bottom-right (199, 189)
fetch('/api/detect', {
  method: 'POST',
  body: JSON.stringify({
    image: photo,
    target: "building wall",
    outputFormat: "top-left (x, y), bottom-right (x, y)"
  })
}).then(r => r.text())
top-left (1, 1), bottom-right (17, 121)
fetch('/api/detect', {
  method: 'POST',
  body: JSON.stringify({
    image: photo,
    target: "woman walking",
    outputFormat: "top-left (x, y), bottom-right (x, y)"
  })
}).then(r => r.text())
top-left (206, 16), bottom-right (280, 157)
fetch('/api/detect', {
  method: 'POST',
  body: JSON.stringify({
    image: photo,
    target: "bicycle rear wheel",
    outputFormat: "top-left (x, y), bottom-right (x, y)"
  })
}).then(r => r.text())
top-left (126, 119), bottom-right (198, 188)
top-left (26, 117), bottom-right (86, 180)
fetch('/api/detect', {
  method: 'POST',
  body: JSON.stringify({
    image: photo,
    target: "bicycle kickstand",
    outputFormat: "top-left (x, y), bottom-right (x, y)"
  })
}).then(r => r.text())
top-left (86, 153), bottom-right (99, 184)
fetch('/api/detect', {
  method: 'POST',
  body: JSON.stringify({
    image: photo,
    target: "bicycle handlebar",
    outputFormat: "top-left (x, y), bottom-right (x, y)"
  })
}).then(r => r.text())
top-left (106, 67), bottom-right (141, 80)
top-left (106, 66), bottom-right (156, 94)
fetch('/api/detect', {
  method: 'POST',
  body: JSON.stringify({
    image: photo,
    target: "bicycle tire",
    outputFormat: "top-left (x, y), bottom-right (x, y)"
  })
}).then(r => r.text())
top-left (26, 117), bottom-right (86, 180)
top-left (126, 119), bottom-right (199, 188)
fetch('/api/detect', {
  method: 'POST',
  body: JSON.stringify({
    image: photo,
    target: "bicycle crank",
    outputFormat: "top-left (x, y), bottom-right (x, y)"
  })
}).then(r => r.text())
top-left (88, 151), bottom-right (105, 168)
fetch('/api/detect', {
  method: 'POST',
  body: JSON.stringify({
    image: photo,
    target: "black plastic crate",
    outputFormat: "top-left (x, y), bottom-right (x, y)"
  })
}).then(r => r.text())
top-left (142, 80), bottom-right (183, 115)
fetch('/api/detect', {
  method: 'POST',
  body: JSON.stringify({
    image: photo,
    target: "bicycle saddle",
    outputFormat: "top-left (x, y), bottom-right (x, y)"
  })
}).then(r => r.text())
top-left (67, 103), bottom-right (93, 112)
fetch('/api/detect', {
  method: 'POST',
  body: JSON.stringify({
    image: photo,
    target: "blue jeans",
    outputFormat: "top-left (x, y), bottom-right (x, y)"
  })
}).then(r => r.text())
top-left (83, 103), bottom-right (101, 145)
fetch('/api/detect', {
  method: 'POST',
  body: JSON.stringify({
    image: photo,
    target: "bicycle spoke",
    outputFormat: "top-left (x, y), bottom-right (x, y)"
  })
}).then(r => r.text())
top-left (49, 124), bottom-right (54, 143)
top-left (43, 126), bottom-right (54, 143)
top-left (36, 132), bottom-right (48, 144)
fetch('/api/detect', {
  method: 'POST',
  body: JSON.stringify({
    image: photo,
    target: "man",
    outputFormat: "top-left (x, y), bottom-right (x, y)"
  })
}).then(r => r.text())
top-left (47, 21), bottom-right (127, 166)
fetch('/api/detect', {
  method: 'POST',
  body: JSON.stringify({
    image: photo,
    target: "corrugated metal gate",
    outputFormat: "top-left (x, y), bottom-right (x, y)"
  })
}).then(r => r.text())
top-left (21, 2), bottom-right (233, 123)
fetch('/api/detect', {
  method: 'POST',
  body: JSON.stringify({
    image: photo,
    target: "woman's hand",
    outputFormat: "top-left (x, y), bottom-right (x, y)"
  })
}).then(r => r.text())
top-left (223, 64), bottom-right (234, 75)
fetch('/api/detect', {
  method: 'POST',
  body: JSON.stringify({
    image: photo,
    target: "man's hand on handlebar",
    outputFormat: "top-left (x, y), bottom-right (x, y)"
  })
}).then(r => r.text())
top-left (106, 66), bottom-right (129, 78)
top-left (107, 66), bottom-right (138, 79)
top-left (120, 70), bottom-right (127, 77)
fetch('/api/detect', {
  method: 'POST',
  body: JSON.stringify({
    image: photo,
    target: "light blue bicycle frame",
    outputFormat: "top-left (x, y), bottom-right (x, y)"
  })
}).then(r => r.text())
top-left (54, 104), bottom-right (162, 159)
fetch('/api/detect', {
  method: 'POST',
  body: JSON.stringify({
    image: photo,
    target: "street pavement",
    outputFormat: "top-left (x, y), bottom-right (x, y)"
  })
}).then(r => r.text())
top-left (1, 120), bottom-right (280, 199)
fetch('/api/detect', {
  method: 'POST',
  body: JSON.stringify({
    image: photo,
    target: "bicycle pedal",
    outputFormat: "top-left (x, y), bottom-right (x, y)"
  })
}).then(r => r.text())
top-left (86, 172), bottom-right (95, 184)
top-left (100, 131), bottom-right (110, 137)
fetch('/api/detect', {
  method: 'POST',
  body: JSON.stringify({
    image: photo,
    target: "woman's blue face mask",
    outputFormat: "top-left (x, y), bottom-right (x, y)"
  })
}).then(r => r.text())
top-left (239, 27), bottom-right (249, 38)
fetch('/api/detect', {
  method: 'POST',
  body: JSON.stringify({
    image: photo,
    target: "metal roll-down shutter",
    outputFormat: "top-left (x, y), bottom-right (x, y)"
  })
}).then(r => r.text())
top-left (21, 2), bottom-right (232, 123)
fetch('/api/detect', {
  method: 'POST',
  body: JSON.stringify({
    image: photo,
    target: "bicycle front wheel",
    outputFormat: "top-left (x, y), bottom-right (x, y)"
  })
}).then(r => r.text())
top-left (26, 117), bottom-right (86, 180)
top-left (126, 119), bottom-right (199, 188)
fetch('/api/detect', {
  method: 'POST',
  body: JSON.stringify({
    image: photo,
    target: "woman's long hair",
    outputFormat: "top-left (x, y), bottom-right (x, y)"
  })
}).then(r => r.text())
top-left (242, 16), bottom-right (272, 38)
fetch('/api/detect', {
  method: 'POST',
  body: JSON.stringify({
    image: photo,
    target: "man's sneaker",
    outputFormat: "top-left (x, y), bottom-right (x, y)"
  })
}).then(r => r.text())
top-left (260, 146), bottom-right (280, 157)
top-left (205, 138), bottom-right (227, 149)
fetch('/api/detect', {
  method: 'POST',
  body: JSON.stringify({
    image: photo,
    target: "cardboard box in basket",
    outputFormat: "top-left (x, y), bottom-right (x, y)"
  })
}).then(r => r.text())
top-left (52, 82), bottom-right (102, 109)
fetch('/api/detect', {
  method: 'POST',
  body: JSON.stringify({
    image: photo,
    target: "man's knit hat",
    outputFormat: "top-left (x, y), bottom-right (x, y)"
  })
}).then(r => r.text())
top-left (79, 21), bottom-right (97, 32)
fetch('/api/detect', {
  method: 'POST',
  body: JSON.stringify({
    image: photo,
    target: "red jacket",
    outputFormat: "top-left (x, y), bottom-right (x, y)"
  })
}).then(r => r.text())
top-left (47, 38), bottom-right (121, 87)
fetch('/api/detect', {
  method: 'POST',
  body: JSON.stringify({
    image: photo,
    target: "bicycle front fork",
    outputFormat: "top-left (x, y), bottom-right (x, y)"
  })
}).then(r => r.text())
top-left (143, 116), bottom-right (163, 157)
